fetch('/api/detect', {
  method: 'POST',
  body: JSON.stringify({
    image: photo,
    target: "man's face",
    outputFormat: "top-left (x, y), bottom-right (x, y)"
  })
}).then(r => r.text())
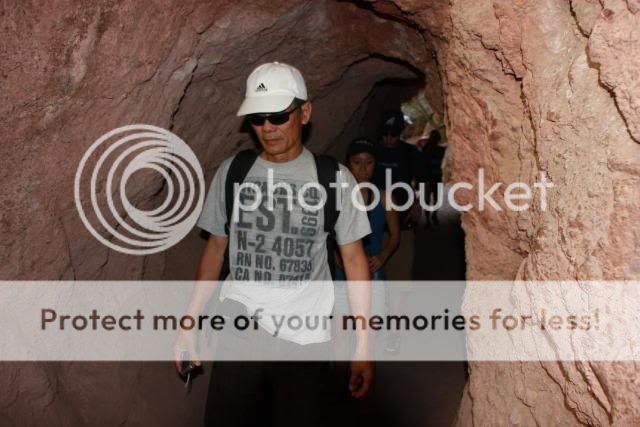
top-left (382, 133), bottom-right (401, 147)
top-left (251, 101), bottom-right (312, 162)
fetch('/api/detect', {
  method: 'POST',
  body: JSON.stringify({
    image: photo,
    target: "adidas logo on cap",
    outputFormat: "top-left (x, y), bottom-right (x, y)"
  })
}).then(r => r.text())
top-left (237, 62), bottom-right (308, 116)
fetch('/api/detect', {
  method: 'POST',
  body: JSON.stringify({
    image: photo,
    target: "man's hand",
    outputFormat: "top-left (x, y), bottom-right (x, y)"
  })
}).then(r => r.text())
top-left (339, 240), bottom-right (373, 398)
top-left (173, 329), bottom-right (202, 374)
top-left (172, 234), bottom-right (227, 377)
top-left (368, 255), bottom-right (383, 273)
top-left (349, 360), bottom-right (374, 398)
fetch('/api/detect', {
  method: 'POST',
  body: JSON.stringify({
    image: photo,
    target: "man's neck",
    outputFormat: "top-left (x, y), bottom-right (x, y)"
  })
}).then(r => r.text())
top-left (260, 143), bottom-right (304, 163)
top-left (382, 136), bottom-right (401, 148)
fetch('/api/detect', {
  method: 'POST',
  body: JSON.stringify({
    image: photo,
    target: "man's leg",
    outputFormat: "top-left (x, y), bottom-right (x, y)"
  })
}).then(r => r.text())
top-left (204, 361), bottom-right (267, 427)
top-left (383, 229), bottom-right (415, 352)
top-left (267, 337), bottom-right (332, 427)
top-left (204, 302), bottom-right (268, 427)
top-left (384, 229), bottom-right (415, 302)
top-left (424, 182), bottom-right (435, 227)
top-left (268, 361), bottom-right (332, 427)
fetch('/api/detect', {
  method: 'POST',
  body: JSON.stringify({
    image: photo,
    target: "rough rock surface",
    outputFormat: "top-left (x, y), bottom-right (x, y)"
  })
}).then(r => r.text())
top-left (589, 0), bottom-right (640, 143)
top-left (364, 0), bottom-right (640, 425)
top-left (3, 0), bottom-right (640, 425)
top-left (1, 0), bottom-right (429, 283)
top-left (409, 0), bottom-right (639, 425)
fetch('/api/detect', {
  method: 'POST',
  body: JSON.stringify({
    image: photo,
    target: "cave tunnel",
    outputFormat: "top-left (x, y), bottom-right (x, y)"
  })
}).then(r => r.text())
top-left (3, 0), bottom-right (640, 425)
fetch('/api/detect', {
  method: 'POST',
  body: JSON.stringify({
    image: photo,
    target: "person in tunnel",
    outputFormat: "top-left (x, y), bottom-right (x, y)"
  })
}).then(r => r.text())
top-left (333, 138), bottom-right (400, 360)
top-left (371, 109), bottom-right (421, 352)
top-left (334, 138), bottom-right (400, 312)
top-left (418, 129), bottom-right (446, 227)
top-left (173, 61), bottom-right (374, 427)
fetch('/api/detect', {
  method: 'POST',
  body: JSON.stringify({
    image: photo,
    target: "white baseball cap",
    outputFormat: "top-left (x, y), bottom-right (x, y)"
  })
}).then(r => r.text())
top-left (236, 62), bottom-right (308, 116)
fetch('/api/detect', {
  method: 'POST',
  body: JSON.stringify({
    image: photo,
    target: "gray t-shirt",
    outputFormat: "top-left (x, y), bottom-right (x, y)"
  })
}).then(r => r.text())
top-left (197, 148), bottom-right (371, 344)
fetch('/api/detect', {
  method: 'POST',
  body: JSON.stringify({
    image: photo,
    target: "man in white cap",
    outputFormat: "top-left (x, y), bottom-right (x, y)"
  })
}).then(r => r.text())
top-left (175, 62), bottom-right (373, 426)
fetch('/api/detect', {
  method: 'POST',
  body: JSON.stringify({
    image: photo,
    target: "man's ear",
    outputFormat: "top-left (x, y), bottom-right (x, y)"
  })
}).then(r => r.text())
top-left (301, 101), bottom-right (312, 125)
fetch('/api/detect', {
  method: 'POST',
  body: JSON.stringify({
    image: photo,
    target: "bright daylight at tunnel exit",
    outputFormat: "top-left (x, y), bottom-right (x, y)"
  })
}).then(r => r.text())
top-left (2, 0), bottom-right (640, 426)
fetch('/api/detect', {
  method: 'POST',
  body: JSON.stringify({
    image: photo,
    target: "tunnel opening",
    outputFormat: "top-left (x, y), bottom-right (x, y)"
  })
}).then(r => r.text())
top-left (329, 75), bottom-right (425, 156)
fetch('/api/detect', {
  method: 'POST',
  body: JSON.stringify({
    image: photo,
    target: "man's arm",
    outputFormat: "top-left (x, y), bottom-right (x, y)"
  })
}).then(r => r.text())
top-left (173, 234), bottom-right (228, 371)
top-left (340, 239), bottom-right (371, 316)
top-left (339, 239), bottom-right (374, 398)
top-left (197, 234), bottom-right (228, 280)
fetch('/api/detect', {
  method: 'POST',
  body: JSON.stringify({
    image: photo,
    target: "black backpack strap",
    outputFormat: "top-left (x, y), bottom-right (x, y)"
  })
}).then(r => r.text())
top-left (313, 153), bottom-right (340, 279)
top-left (221, 149), bottom-right (259, 279)
top-left (225, 149), bottom-right (259, 233)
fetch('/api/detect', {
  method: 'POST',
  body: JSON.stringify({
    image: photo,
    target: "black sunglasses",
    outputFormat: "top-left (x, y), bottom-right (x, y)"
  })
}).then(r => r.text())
top-left (248, 105), bottom-right (300, 126)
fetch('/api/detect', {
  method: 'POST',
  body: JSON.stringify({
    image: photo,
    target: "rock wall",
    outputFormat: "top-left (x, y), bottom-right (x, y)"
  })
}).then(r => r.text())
top-left (3, 0), bottom-right (640, 424)
top-left (1, 0), bottom-right (430, 283)
top-left (446, 1), bottom-right (640, 424)
top-left (372, 0), bottom-right (640, 425)
top-left (364, 0), bottom-right (640, 424)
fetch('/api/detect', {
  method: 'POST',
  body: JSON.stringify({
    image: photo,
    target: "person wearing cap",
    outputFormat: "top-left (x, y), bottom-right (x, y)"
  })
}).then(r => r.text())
top-left (418, 129), bottom-right (446, 227)
top-left (372, 109), bottom-right (421, 221)
top-left (371, 109), bottom-right (422, 352)
top-left (174, 62), bottom-right (374, 427)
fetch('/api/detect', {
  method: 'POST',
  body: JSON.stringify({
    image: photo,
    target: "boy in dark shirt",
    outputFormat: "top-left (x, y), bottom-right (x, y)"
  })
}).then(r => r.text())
top-left (372, 109), bottom-right (421, 352)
